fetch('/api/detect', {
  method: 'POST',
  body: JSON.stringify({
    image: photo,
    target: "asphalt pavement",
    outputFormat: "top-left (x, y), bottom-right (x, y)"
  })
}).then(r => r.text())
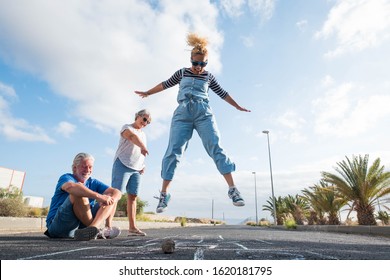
top-left (1, 225), bottom-right (390, 260)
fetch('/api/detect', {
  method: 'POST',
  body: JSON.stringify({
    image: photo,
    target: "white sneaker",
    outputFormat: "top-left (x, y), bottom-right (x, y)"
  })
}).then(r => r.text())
top-left (97, 226), bottom-right (121, 239)
top-left (156, 192), bottom-right (171, 213)
top-left (228, 187), bottom-right (245, 207)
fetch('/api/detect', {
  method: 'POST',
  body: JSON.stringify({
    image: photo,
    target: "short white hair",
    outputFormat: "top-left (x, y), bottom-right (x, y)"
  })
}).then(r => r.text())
top-left (72, 152), bottom-right (94, 172)
top-left (135, 109), bottom-right (151, 121)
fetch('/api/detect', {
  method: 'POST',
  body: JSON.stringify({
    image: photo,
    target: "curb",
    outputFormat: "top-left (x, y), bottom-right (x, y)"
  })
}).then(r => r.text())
top-left (270, 224), bottom-right (390, 237)
top-left (0, 217), bottom-right (214, 235)
top-left (1, 217), bottom-right (389, 237)
top-left (296, 224), bottom-right (390, 236)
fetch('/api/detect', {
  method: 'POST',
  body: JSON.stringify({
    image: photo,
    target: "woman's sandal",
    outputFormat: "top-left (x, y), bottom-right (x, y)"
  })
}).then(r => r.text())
top-left (128, 229), bottom-right (147, 236)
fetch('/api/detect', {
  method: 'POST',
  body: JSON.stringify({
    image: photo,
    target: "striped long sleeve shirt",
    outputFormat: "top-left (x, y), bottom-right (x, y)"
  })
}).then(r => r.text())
top-left (162, 68), bottom-right (229, 99)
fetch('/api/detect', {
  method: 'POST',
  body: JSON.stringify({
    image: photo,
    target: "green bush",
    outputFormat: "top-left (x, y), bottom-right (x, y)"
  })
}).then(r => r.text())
top-left (0, 187), bottom-right (27, 217)
top-left (26, 207), bottom-right (49, 217)
top-left (41, 207), bottom-right (49, 216)
top-left (246, 219), bottom-right (270, 227)
top-left (136, 214), bottom-right (153, 222)
top-left (0, 186), bottom-right (23, 199)
top-left (259, 219), bottom-right (271, 227)
top-left (116, 195), bottom-right (128, 215)
top-left (284, 218), bottom-right (297, 230)
top-left (376, 211), bottom-right (389, 225)
top-left (0, 198), bottom-right (27, 217)
top-left (180, 217), bottom-right (187, 227)
top-left (115, 195), bottom-right (149, 216)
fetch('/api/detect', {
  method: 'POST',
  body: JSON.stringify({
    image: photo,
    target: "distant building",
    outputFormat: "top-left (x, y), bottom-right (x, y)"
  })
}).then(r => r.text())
top-left (23, 196), bottom-right (44, 208)
top-left (1, 167), bottom-right (44, 208)
top-left (0, 166), bottom-right (26, 191)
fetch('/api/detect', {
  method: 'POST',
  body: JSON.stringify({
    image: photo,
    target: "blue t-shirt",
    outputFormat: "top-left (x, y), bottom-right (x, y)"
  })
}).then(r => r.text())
top-left (46, 173), bottom-right (110, 226)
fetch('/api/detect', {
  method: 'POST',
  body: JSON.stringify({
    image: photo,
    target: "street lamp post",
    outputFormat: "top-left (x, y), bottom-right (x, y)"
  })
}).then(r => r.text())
top-left (211, 199), bottom-right (216, 226)
top-left (211, 199), bottom-right (214, 220)
top-left (262, 130), bottom-right (277, 226)
top-left (252, 172), bottom-right (258, 225)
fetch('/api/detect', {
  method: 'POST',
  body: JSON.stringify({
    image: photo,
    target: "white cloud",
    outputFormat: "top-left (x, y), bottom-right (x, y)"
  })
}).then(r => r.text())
top-left (220, 0), bottom-right (276, 22)
top-left (0, 81), bottom-right (54, 143)
top-left (37, 96), bottom-right (49, 104)
top-left (287, 131), bottom-right (307, 144)
top-left (321, 75), bottom-right (335, 87)
top-left (248, 0), bottom-right (276, 22)
top-left (240, 35), bottom-right (255, 48)
top-left (315, 0), bottom-right (390, 57)
top-left (296, 20), bottom-right (308, 32)
top-left (312, 81), bottom-right (390, 137)
top-left (55, 121), bottom-right (76, 138)
top-left (1, 122), bottom-right (54, 143)
top-left (104, 147), bottom-right (116, 158)
top-left (312, 82), bottom-right (353, 133)
top-left (220, 0), bottom-right (246, 18)
top-left (0, 81), bottom-right (17, 99)
top-left (0, 0), bottom-right (223, 139)
top-left (274, 110), bottom-right (307, 144)
top-left (276, 110), bottom-right (306, 130)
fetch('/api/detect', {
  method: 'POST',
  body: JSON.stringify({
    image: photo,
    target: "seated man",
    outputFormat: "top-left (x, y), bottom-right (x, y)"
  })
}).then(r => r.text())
top-left (45, 152), bottom-right (122, 241)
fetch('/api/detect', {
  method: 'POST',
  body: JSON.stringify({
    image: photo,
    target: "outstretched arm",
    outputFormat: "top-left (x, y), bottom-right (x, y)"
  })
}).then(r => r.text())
top-left (224, 94), bottom-right (251, 112)
top-left (135, 83), bottom-right (164, 98)
top-left (122, 129), bottom-right (148, 156)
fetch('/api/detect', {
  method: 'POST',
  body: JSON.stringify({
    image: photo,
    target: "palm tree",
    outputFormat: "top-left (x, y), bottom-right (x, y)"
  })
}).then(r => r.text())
top-left (283, 194), bottom-right (310, 225)
top-left (262, 196), bottom-right (286, 225)
top-left (302, 183), bottom-right (327, 225)
top-left (263, 195), bottom-right (310, 225)
top-left (322, 154), bottom-right (390, 225)
top-left (380, 197), bottom-right (390, 211)
top-left (321, 186), bottom-right (345, 225)
top-left (302, 181), bottom-right (347, 225)
top-left (375, 211), bottom-right (389, 225)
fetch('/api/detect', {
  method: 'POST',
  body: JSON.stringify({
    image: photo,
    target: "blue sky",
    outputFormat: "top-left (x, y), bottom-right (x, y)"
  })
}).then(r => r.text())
top-left (1, 0), bottom-right (390, 223)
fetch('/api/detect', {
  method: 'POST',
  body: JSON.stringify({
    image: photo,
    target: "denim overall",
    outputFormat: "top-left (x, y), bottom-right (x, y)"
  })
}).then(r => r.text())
top-left (161, 69), bottom-right (236, 180)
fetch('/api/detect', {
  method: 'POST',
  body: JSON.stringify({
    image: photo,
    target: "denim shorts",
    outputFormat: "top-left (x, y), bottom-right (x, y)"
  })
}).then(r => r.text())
top-left (111, 157), bottom-right (141, 195)
top-left (47, 197), bottom-right (99, 238)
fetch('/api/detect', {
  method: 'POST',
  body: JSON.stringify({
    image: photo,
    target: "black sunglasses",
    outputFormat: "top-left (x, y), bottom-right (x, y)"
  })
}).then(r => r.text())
top-left (191, 60), bottom-right (208, 67)
top-left (142, 117), bottom-right (151, 124)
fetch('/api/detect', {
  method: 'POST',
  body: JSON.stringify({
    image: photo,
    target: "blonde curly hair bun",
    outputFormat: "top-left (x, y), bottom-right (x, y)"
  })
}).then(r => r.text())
top-left (187, 33), bottom-right (208, 56)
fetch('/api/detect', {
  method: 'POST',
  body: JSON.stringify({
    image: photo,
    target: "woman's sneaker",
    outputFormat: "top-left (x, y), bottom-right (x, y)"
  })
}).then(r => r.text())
top-left (97, 226), bottom-right (121, 239)
top-left (156, 192), bottom-right (171, 213)
top-left (228, 187), bottom-right (245, 206)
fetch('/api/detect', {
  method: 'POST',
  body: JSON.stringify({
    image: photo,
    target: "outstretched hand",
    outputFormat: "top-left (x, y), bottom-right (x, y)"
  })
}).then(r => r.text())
top-left (224, 95), bottom-right (251, 112)
top-left (237, 106), bottom-right (251, 112)
top-left (135, 91), bottom-right (149, 99)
